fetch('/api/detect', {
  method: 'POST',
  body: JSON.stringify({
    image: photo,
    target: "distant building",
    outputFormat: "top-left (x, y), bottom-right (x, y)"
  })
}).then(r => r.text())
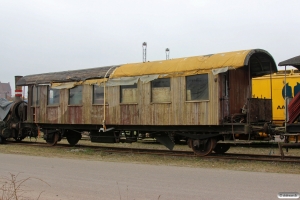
top-left (0, 82), bottom-right (12, 99)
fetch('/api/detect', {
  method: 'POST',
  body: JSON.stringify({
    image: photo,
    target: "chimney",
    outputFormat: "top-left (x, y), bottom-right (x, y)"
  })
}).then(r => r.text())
top-left (14, 76), bottom-right (23, 102)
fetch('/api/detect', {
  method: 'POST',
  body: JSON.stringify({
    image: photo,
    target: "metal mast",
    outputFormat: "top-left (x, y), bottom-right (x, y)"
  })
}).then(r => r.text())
top-left (142, 42), bottom-right (147, 62)
top-left (165, 48), bottom-right (170, 60)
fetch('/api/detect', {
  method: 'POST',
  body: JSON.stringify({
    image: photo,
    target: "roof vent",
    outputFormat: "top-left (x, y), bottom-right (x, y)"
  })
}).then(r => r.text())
top-left (165, 48), bottom-right (170, 60)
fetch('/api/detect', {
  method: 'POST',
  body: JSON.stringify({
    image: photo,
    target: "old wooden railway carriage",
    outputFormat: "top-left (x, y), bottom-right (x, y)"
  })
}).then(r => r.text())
top-left (4, 49), bottom-right (278, 156)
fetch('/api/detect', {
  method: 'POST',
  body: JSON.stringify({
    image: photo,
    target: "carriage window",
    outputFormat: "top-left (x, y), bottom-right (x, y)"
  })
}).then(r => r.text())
top-left (48, 87), bottom-right (60, 105)
top-left (151, 78), bottom-right (171, 103)
top-left (93, 85), bottom-right (104, 104)
top-left (31, 86), bottom-right (40, 106)
top-left (186, 74), bottom-right (209, 101)
top-left (69, 86), bottom-right (83, 105)
top-left (120, 83), bottom-right (137, 103)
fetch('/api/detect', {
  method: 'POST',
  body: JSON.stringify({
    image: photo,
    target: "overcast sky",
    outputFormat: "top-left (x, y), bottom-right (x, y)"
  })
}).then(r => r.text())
top-left (1, 0), bottom-right (300, 94)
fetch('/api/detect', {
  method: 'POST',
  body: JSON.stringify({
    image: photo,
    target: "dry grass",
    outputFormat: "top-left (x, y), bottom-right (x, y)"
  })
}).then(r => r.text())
top-left (0, 173), bottom-right (49, 200)
top-left (1, 137), bottom-right (300, 174)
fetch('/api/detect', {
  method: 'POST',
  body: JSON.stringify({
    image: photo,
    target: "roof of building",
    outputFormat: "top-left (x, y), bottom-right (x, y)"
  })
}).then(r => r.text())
top-left (16, 65), bottom-right (119, 86)
top-left (16, 49), bottom-right (277, 86)
top-left (110, 49), bottom-right (277, 78)
top-left (278, 55), bottom-right (300, 70)
top-left (0, 82), bottom-right (11, 94)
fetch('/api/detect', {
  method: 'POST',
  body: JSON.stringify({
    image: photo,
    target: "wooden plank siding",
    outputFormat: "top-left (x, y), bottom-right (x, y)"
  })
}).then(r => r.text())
top-left (26, 73), bottom-right (222, 126)
top-left (106, 86), bottom-right (120, 124)
top-left (229, 68), bottom-right (250, 115)
top-left (46, 107), bottom-right (59, 123)
top-left (60, 89), bottom-right (68, 124)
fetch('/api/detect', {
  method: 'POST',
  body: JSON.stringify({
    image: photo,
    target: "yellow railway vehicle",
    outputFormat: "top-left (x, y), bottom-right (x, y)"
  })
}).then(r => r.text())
top-left (252, 69), bottom-right (300, 126)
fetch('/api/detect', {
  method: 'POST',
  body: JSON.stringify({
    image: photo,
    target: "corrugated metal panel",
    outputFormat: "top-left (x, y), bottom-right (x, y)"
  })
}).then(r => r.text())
top-left (288, 92), bottom-right (300, 123)
top-left (279, 55), bottom-right (300, 70)
top-left (17, 65), bottom-right (120, 86)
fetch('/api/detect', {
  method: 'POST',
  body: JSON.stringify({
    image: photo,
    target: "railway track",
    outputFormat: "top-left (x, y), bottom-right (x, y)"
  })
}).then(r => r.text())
top-left (4, 140), bottom-right (300, 163)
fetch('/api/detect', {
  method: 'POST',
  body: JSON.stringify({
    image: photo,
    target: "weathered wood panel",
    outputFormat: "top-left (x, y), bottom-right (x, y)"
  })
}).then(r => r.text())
top-left (82, 84), bottom-right (92, 124)
top-left (45, 89), bottom-right (62, 123)
top-left (60, 89), bottom-right (69, 124)
top-left (150, 103), bottom-right (172, 125)
top-left (209, 74), bottom-right (219, 125)
top-left (229, 68), bottom-right (249, 114)
top-left (27, 86), bottom-right (33, 122)
top-left (68, 106), bottom-right (83, 124)
top-left (91, 105), bottom-right (104, 124)
top-left (120, 104), bottom-right (139, 125)
top-left (249, 98), bottom-right (272, 122)
top-left (107, 86), bottom-right (120, 124)
top-left (46, 107), bottom-right (58, 123)
top-left (138, 81), bottom-right (151, 125)
top-left (122, 89), bottom-right (137, 103)
top-left (218, 73), bottom-right (229, 123)
top-left (171, 77), bottom-right (184, 124)
top-left (152, 87), bottom-right (171, 102)
top-left (33, 107), bottom-right (40, 123)
top-left (28, 72), bottom-right (221, 126)
top-left (39, 86), bottom-right (47, 123)
top-left (181, 74), bottom-right (219, 125)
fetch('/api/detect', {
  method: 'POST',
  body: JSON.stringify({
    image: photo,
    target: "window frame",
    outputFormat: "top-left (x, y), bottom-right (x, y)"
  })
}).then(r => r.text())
top-left (185, 74), bottom-right (209, 102)
top-left (47, 87), bottom-right (60, 106)
top-left (120, 83), bottom-right (138, 104)
top-left (151, 78), bottom-right (171, 103)
top-left (69, 85), bottom-right (83, 105)
top-left (93, 85), bottom-right (105, 105)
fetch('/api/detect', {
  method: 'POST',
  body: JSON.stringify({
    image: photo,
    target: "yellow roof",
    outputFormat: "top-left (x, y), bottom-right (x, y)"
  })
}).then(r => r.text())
top-left (110, 49), bottom-right (252, 78)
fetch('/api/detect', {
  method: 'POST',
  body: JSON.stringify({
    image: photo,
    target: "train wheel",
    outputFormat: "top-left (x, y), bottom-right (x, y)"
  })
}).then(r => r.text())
top-left (213, 143), bottom-right (230, 154)
top-left (66, 132), bottom-right (81, 146)
top-left (190, 138), bottom-right (216, 156)
top-left (46, 132), bottom-right (59, 146)
top-left (0, 136), bottom-right (2, 144)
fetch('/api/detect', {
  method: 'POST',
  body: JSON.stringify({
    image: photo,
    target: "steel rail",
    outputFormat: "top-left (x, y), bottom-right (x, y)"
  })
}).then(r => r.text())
top-left (4, 141), bottom-right (300, 163)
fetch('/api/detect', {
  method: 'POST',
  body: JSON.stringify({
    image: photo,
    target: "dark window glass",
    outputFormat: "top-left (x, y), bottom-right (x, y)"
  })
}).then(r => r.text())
top-left (93, 85), bottom-right (104, 104)
top-left (48, 87), bottom-right (60, 105)
top-left (69, 86), bottom-right (83, 105)
top-left (120, 83), bottom-right (137, 103)
top-left (151, 78), bottom-right (171, 102)
top-left (186, 74), bottom-right (209, 101)
top-left (151, 78), bottom-right (170, 88)
top-left (31, 86), bottom-right (40, 106)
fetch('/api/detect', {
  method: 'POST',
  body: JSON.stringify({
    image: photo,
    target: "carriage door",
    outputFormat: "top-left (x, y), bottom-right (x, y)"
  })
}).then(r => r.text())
top-left (31, 85), bottom-right (40, 122)
top-left (220, 72), bottom-right (230, 122)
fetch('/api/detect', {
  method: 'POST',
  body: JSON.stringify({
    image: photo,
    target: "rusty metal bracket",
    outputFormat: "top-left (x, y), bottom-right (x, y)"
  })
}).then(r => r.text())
top-left (278, 142), bottom-right (300, 159)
